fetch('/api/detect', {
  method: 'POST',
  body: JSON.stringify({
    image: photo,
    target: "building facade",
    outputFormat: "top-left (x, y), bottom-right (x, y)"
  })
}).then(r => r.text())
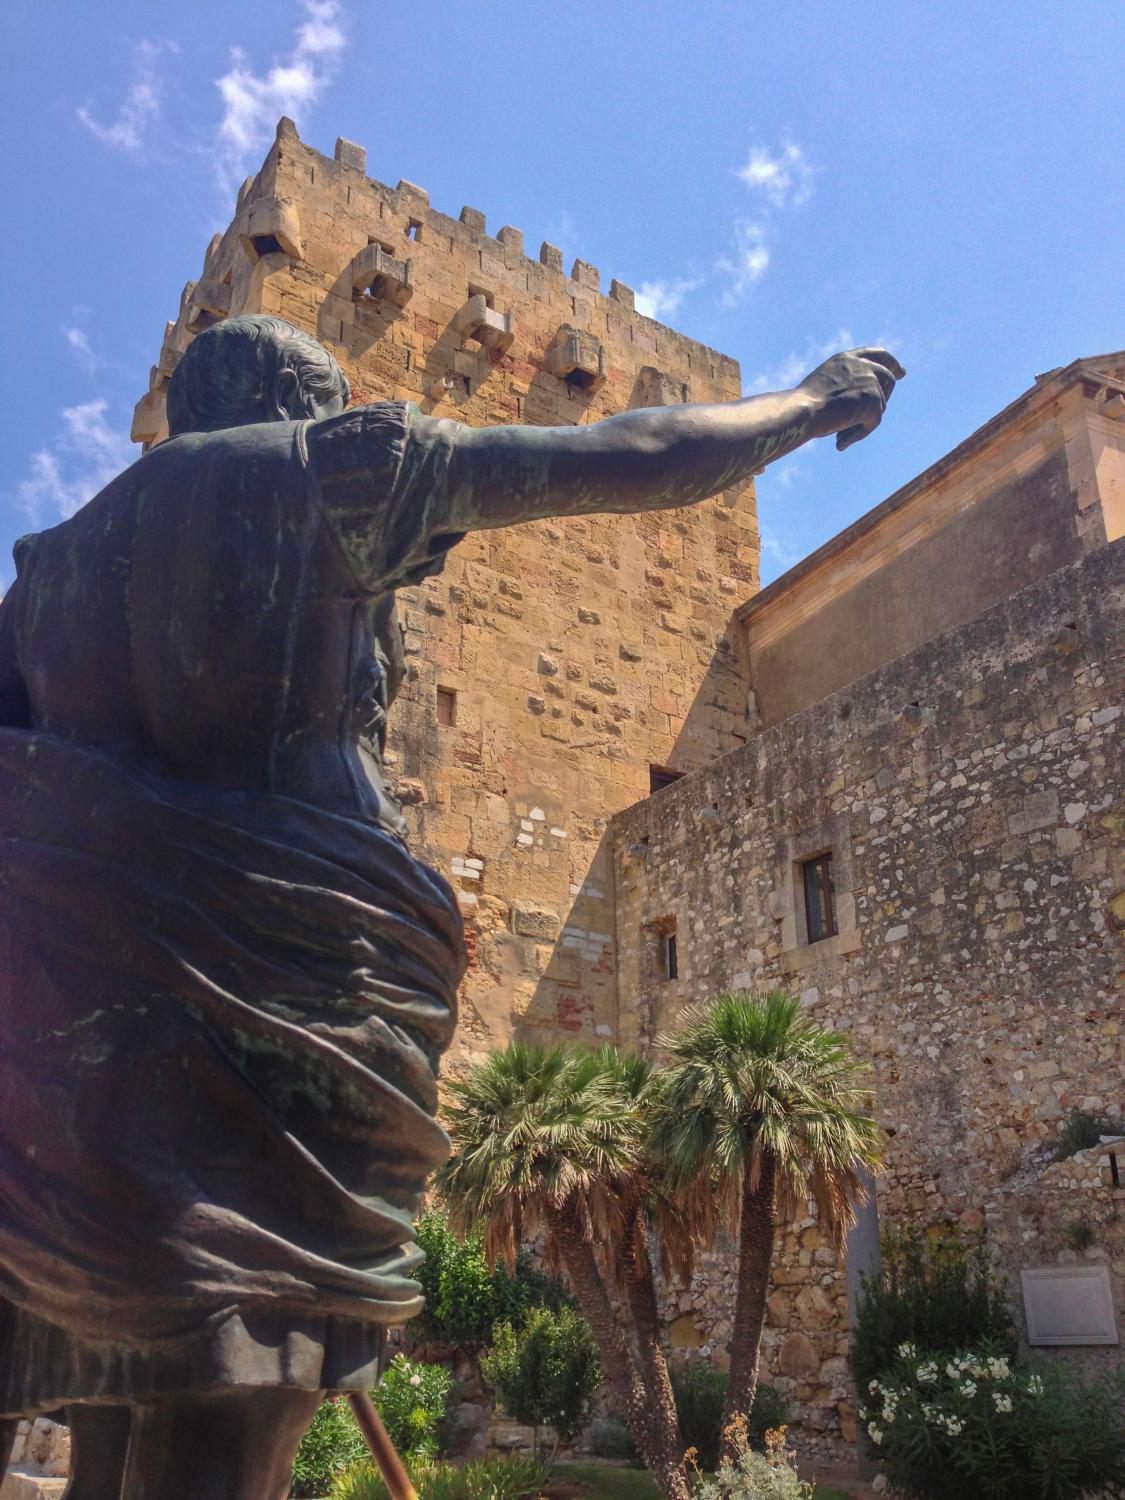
top-left (610, 356), bottom-right (1124, 1451)
top-left (133, 122), bottom-right (1123, 1459)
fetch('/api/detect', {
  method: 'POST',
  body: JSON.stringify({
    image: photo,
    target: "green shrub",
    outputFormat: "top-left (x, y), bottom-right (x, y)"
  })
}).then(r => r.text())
top-left (1052, 1107), bottom-right (1117, 1162)
top-left (859, 1342), bottom-right (1125, 1500)
top-left (290, 1397), bottom-right (369, 1497)
top-left (481, 1305), bottom-right (601, 1455)
top-left (670, 1362), bottom-right (789, 1470)
top-left (376, 1354), bottom-right (459, 1461)
top-left (329, 1453), bottom-right (548, 1500)
top-left (850, 1222), bottom-right (1016, 1399)
top-left (291, 1358), bottom-right (458, 1495)
top-left (412, 1210), bottom-right (572, 1349)
top-left (586, 1414), bottom-right (639, 1462)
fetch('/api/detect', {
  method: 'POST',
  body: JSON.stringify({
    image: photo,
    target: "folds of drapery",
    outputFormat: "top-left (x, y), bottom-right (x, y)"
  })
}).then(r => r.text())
top-left (0, 730), bottom-right (464, 1408)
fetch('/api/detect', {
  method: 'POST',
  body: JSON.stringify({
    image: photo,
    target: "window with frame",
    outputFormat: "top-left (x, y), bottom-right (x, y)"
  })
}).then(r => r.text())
top-left (801, 852), bottom-right (837, 944)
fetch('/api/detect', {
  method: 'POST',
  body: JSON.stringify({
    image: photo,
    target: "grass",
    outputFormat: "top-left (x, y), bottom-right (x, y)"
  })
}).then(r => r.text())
top-left (548, 1462), bottom-right (853, 1499)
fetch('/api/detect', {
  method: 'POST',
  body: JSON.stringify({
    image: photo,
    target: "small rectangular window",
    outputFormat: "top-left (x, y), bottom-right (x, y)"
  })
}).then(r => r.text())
top-left (649, 765), bottom-right (684, 795)
top-left (665, 931), bottom-right (678, 981)
top-left (802, 852), bottom-right (837, 944)
top-left (407, 219), bottom-right (422, 240)
top-left (436, 687), bottom-right (457, 727)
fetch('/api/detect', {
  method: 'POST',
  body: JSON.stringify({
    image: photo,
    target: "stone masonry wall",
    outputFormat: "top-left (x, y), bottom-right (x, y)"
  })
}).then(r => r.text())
top-left (134, 119), bottom-right (757, 1068)
top-left (610, 540), bottom-right (1124, 1455)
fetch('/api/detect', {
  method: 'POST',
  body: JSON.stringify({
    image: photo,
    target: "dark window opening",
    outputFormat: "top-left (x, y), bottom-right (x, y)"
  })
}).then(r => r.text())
top-left (368, 236), bottom-right (395, 253)
top-left (566, 368), bottom-right (600, 392)
top-left (802, 852), bottom-right (837, 944)
top-left (665, 931), bottom-right (678, 981)
top-left (250, 234), bottom-right (283, 258)
top-left (436, 687), bottom-right (457, 727)
top-left (467, 283), bottom-right (495, 308)
top-left (649, 765), bottom-right (684, 795)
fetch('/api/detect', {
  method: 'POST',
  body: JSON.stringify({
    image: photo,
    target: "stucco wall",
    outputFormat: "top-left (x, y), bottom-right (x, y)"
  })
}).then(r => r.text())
top-left (747, 446), bottom-right (1084, 728)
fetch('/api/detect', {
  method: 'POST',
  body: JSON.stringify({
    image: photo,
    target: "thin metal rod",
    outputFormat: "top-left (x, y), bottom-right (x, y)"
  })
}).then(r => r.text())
top-left (347, 1391), bottom-right (419, 1500)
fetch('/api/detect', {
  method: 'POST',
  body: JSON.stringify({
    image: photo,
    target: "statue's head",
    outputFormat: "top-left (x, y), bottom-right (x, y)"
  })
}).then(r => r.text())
top-left (167, 315), bottom-right (351, 437)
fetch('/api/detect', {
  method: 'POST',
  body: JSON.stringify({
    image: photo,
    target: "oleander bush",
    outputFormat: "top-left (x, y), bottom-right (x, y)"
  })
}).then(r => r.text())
top-left (850, 1222), bottom-right (1017, 1399)
top-left (859, 1342), bottom-right (1125, 1500)
top-left (290, 1357), bottom-right (458, 1497)
top-left (329, 1452), bottom-right (548, 1500)
top-left (375, 1354), bottom-right (460, 1462)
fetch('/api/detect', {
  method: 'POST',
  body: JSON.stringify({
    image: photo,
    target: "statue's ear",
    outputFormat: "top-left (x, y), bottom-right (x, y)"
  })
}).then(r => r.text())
top-left (266, 368), bottom-right (303, 422)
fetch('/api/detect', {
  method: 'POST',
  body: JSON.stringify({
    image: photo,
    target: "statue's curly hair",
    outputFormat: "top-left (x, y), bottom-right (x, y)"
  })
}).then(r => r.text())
top-left (167, 315), bottom-right (350, 437)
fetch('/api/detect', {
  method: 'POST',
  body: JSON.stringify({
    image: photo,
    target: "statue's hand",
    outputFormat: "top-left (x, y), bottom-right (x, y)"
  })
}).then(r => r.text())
top-left (798, 347), bottom-right (906, 451)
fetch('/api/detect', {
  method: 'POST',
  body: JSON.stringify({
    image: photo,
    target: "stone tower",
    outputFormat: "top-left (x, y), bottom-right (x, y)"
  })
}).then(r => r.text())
top-left (132, 117), bottom-right (759, 1068)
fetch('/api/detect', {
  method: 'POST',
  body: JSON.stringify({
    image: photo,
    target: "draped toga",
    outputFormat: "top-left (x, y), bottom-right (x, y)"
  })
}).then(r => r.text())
top-left (0, 403), bottom-right (470, 1414)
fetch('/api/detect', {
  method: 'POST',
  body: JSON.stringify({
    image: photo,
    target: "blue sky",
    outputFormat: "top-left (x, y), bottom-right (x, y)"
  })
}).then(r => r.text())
top-left (1, 1), bottom-right (1121, 592)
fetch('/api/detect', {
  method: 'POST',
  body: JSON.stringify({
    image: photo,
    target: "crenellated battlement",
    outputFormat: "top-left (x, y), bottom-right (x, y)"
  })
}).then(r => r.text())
top-left (134, 116), bottom-right (740, 448)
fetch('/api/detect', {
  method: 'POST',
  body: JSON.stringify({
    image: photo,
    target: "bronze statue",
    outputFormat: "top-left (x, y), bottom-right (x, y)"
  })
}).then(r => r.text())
top-left (0, 315), bottom-right (902, 1499)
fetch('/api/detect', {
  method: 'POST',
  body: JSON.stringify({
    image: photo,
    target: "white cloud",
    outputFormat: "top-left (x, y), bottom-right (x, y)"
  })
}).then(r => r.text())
top-left (634, 277), bottom-right (703, 321)
top-left (216, 0), bottom-right (345, 191)
top-left (15, 402), bottom-right (134, 526)
top-left (758, 522), bottom-right (804, 578)
top-left (78, 40), bottom-right (177, 157)
top-left (743, 328), bottom-right (855, 395)
top-left (736, 139), bottom-right (814, 209)
top-left (717, 221), bottom-right (771, 305)
top-left (63, 327), bottom-right (98, 375)
top-left (718, 136), bottom-right (815, 305)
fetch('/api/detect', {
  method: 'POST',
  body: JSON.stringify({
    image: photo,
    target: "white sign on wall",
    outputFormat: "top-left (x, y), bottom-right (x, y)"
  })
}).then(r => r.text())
top-left (1021, 1265), bottom-right (1119, 1346)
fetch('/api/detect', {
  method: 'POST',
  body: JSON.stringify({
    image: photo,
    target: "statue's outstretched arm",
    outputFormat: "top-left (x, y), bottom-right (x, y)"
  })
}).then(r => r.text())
top-left (445, 348), bottom-right (904, 532)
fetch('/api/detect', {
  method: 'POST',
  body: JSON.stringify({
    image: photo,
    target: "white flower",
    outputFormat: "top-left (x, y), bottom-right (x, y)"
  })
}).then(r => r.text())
top-left (1027, 1375), bottom-right (1043, 1397)
top-left (409, 1374), bottom-right (422, 1387)
top-left (945, 1361), bottom-right (960, 1378)
top-left (993, 1393), bottom-right (1012, 1413)
top-left (945, 1416), bottom-right (963, 1436)
top-left (917, 1362), bottom-right (938, 1384)
top-left (987, 1357), bottom-right (1010, 1379)
top-left (960, 1380), bottom-right (977, 1398)
top-left (868, 1424), bottom-right (884, 1445)
top-left (897, 1341), bottom-right (917, 1359)
top-left (883, 1404), bottom-right (897, 1424)
top-left (869, 1379), bottom-right (881, 1395)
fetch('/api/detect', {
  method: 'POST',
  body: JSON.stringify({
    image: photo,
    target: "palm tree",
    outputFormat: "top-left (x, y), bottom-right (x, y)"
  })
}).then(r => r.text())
top-left (435, 1042), bottom-right (694, 1500)
top-left (653, 989), bottom-right (884, 1463)
top-left (594, 1048), bottom-right (702, 1459)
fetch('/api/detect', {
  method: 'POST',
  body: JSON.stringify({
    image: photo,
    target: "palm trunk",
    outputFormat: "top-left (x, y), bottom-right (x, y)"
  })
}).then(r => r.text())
top-left (720, 1154), bottom-right (777, 1465)
top-left (620, 1209), bottom-right (685, 1464)
top-left (547, 1206), bottom-right (692, 1500)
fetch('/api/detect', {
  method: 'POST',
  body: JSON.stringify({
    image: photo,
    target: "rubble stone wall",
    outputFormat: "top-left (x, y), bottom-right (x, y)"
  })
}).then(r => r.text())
top-left (610, 540), bottom-right (1124, 1455)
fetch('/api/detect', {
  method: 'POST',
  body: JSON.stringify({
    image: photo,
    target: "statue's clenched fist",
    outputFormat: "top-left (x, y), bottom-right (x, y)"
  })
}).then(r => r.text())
top-left (798, 347), bottom-right (906, 451)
